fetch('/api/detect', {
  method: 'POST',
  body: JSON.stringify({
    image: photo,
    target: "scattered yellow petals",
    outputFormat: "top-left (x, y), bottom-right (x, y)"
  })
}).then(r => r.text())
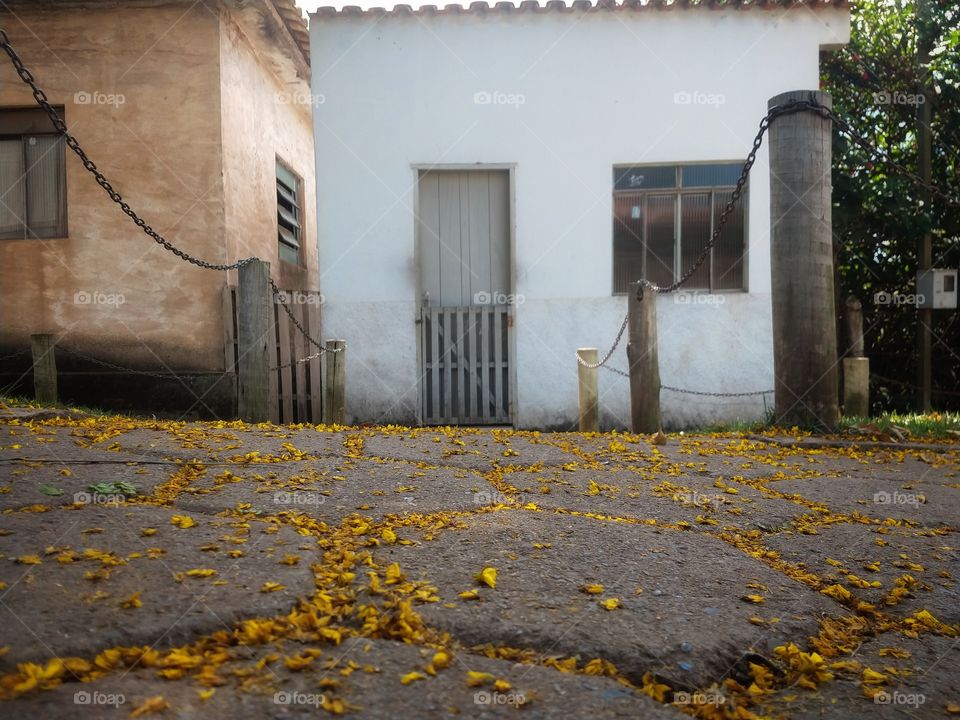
top-left (474, 566), bottom-right (497, 589)
top-left (400, 671), bottom-right (425, 685)
top-left (466, 671), bottom-right (495, 687)
top-left (129, 695), bottom-right (170, 717)
top-left (260, 582), bottom-right (285, 593)
top-left (170, 515), bottom-right (195, 529)
top-left (120, 592), bottom-right (142, 609)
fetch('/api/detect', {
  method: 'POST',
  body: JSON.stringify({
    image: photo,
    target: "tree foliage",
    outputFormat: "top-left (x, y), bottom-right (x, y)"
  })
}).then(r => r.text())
top-left (821, 0), bottom-right (960, 411)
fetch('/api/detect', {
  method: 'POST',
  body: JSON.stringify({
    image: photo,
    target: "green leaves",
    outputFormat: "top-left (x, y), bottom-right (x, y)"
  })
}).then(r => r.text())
top-left (87, 481), bottom-right (138, 497)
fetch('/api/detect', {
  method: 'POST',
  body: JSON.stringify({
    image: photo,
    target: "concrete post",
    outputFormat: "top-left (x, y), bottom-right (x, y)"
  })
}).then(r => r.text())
top-left (626, 282), bottom-right (661, 434)
top-left (576, 348), bottom-right (599, 433)
top-left (842, 295), bottom-right (869, 417)
top-left (768, 90), bottom-right (840, 430)
top-left (31, 334), bottom-right (57, 405)
top-left (237, 260), bottom-right (272, 423)
top-left (324, 339), bottom-right (346, 425)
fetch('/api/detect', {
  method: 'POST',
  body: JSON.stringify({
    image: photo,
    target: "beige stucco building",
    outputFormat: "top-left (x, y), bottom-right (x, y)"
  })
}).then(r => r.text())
top-left (0, 0), bottom-right (317, 414)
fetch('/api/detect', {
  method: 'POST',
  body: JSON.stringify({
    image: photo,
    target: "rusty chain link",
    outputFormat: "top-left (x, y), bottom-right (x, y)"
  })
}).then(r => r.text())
top-left (58, 345), bottom-right (230, 379)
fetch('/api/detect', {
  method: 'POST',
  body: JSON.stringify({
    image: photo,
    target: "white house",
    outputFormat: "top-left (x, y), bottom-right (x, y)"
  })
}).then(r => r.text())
top-left (309, 0), bottom-right (850, 430)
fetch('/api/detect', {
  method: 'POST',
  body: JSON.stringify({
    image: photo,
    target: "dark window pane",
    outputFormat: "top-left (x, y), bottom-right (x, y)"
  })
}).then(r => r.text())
top-left (680, 193), bottom-right (711, 290)
top-left (0, 138), bottom-right (25, 239)
top-left (612, 193), bottom-right (644, 293)
top-left (613, 165), bottom-right (676, 191)
top-left (681, 163), bottom-right (741, 188)
top-left (713, 194), bottom-right (745, 290)
top-left (24, 135), bottom-right (66, 238)
top-left (645, 194), bottom-right (675, 288)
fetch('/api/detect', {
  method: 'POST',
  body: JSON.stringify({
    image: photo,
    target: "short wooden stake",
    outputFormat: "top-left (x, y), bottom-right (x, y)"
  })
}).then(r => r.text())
top-left (324, 339), bottom-right (346, 425)
top-left (237, 260), bottom-right (272, 423)
top-left (626, 281), bottom-right (661, 434)
top-left (576, 348), bottom-right (599, 432)
top-left (31, 334), bottom-right (57, 405)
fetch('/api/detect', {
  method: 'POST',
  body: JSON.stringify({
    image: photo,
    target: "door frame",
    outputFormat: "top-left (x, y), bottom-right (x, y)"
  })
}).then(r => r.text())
top-left (411, 162), bottom-right (518, 427)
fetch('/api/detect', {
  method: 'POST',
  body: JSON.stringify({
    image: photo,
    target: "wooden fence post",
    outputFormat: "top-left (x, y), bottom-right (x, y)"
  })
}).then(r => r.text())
top-left (31, 334), bottom-right (57, 405)
top-left (324, 339), bottom-right (346, 425)
top-left (237, 260), bottom-right (272, 423)
top-left (576, 348), bottom-right (598, 432)
top-left (768, 90), bottom-right (839, 430)
top-left (626, 282), bottom-right (661, 434)
top-left (842, 295), bottom-right (870, 417)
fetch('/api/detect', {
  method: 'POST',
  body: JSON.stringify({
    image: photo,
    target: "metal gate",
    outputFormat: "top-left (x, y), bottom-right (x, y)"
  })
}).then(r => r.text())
top-left (417, 169), bottom-right (512, 425)
top-left (420, 306), bottom-right (509, 425)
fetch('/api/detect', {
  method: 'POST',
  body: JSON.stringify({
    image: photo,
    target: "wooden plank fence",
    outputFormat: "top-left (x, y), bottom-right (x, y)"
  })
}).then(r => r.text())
top-left (224, 286), bottom-right (324, 424)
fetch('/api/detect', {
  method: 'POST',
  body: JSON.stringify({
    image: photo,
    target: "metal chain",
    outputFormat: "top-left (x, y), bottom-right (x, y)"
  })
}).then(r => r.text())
top-left (575, 313), bottom-right (628, 369)
top-left (0, 30), bottom-right (257, 272)
top-left (641, 97), bottom-right (959, 300)
top-left (661, 384), bottom-right (773, 398)
top-left (271, 350), bottom-right (323, 371)
top-left (59, 345), bottom-right (229, 379)
top-left (600, 366), bottom-right (772, 396)
top-left (270, 280), bottom-right (342, 354)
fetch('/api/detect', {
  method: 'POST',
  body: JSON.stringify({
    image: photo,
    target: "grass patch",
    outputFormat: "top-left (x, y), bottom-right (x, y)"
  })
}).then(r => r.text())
top-left (839, 412), bottom-right (960, 440)
top-left (0, 394), bottom-right (112, 417)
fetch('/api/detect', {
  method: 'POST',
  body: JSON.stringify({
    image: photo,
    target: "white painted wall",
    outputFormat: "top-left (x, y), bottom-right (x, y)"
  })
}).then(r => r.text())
top-left (310, 5), bottom-right (850, 429)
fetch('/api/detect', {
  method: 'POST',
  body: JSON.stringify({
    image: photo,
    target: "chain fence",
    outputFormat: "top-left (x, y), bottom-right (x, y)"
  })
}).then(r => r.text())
top-left (576, 93), bottom-right (958, 398)
top-left (0, 29), bottom-right (333, 363)
top-left (1, 30), bottom-right (956, 401)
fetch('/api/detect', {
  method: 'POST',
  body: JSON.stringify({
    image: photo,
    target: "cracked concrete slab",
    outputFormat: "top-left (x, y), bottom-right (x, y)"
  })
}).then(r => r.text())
top-left (0, 504), bottom-right (314, 670)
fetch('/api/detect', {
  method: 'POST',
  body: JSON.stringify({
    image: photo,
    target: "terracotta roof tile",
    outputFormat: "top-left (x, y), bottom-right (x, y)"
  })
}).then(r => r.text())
top-left (271, 0), bottom-right (311, 63)
top-left (311, 0), bottom-right (847, 18)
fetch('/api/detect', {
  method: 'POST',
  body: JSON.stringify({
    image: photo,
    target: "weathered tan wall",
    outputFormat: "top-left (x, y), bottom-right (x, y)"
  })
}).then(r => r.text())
top-left (218, 6), bottom-right (319, 293)
top-left (0, 2), bottom-right (228, 370)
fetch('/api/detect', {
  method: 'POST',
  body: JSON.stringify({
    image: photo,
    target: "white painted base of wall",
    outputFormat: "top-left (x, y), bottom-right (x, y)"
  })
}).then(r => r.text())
top-left (324, 293), bottom-right (774, 430)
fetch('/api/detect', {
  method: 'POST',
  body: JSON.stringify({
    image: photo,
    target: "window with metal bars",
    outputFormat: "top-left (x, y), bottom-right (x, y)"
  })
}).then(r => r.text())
top-left (276, 159), bottom-right (302, 265)
top-left (612, 163), bottom-right (746, 294)
top-left (0, 107), bottom-right (67, 240)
